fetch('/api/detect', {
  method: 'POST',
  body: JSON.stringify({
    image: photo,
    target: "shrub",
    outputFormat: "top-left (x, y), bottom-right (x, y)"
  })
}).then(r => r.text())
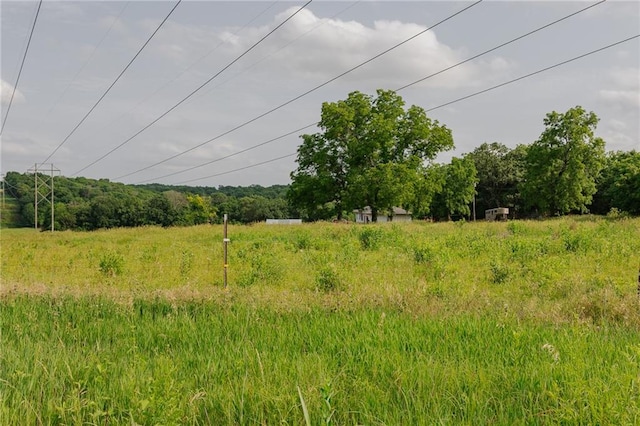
top-left (99, 252), bottom-right (124, 277)
top-left (316, 266), bottom-right (341, 292)
top-left (358, 227), bottom-right (383, 250)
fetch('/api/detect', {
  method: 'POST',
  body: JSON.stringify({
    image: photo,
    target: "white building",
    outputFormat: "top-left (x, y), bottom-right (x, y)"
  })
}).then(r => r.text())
top-left (353, 206), bottom-right (412, 223)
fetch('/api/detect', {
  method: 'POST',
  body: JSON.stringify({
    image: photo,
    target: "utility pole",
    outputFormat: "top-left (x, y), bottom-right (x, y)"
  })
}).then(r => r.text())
top-left (223, 214), bottom-right (229, 287)
top-left (473, 183), bottom-right (477, 222)
top-left (28, 163), bottom-right (60, 232)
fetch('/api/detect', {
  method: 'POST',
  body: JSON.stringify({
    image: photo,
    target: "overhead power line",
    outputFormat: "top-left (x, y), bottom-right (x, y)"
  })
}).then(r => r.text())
top-left (91, 1), bottom-right (279, 138)
top-left (72, 0), bottom-right (314, 177)
top-left (111, 0), bottom-right (483, 181)
top-left (41, 0), bottom-right (182, 164)
top-left (0, 0), bottom-right (43, 136)
top-left (173, 33), bottom-right (639, 185)
top-left (138, 0), bottom-right (604, 184)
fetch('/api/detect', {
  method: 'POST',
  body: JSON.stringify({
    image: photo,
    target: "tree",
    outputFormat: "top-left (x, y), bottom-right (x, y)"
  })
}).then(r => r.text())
top-left (521, 106), bottom-right (605, 215)
top-left (430, 156), bottom-right (477, 220)
top-left (592, 150), bottom-right (640, 215)
top-left (468, 142), bottom-right (527, 216)
top-left (290, 89), bottom-right (454, 221)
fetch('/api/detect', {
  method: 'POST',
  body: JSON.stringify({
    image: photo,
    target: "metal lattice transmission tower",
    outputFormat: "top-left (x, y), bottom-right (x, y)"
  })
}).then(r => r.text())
top-left (27, 163), bottom-right (60, 231)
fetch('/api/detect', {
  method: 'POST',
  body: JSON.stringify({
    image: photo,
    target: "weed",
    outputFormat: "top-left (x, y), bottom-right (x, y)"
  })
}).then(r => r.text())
top-left (98, 252), bottom-right (124, 277)
top-left (316, 266), bottom-right (341, 292)
top-left (180, 249), bottom-right (194, 277)
top-left (358, 227), bottom-right (383, 250)
top-left (490, 261), bottom-right (509, 284)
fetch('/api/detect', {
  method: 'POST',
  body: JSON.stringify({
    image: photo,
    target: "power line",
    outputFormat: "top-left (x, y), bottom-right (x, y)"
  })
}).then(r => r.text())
top-left (41, 0), bottom-right (182, 164)
top-left (0, 0), bottom-right (43, 136)
top-left (90, 1), bottom-right (280, 138)
top-left (421, 34), bottom-right (639, 112)
top-left (177, 153), bottom-right (297, 184)
top-left (174, 33), bottom-right (639, 185)
top-left (137, 123), bottom-right (316, 183)
top-left (138, 0), bottom-right (604, 184)
top-left (188, 0), bottom-right (362, 107)
top-left (112, 0), bottom-right (483, 181)
top-left (71, 0), bottom-right (313, 177)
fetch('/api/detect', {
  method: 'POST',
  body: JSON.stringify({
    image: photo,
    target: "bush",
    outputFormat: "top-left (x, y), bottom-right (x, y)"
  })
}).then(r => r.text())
top-left (99, 252), bottom-right (124, 277)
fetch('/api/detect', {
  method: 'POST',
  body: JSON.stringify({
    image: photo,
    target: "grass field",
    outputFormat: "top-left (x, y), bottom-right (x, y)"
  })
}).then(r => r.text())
top-left (1, 217), bottom-right (639, 424)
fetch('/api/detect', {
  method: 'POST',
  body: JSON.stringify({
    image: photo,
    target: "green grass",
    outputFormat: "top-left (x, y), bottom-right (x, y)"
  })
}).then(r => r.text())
top-left (0, 196), bottom-right (22, 229)
top-left (1, 217), bottom-right (640, 423)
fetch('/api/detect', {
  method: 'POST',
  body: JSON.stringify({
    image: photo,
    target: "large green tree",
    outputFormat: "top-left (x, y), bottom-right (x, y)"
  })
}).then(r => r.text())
top-left (468, 142), bottom-right (528, 217)
top-left (290, 89), bottom-right (454, 221)
top-left (521, 106), bottom-right (606, 215)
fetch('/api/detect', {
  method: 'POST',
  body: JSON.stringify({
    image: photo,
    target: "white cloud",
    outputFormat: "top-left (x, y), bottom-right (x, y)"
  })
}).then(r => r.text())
top-left (599, 67), bottom-right (640, 109)
top-left (599, 89), bottom-right (640, 109)
top-left (0, 79), bottom-right (25, 105)
top-left (222, 8), bottom-right (511, 89)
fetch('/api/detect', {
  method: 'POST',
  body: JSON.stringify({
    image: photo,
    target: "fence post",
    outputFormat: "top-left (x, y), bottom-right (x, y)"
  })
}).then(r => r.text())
top-left (223, 214), bottom-right (229, 288)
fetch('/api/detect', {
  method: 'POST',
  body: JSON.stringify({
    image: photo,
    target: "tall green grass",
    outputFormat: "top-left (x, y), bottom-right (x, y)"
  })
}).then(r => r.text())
top-left (2, 296), bottom-right (639, 424)
top-left (1, 217), bottom-right (639, 423)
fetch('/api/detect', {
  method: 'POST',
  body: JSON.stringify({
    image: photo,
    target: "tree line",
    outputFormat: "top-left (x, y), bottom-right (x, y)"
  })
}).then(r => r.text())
top-left (3, 89), bottom-right (638, 230)
top-left (290, 89), bottom-right (639, 221)
top-left (2, 174), bottom-right (291, 230)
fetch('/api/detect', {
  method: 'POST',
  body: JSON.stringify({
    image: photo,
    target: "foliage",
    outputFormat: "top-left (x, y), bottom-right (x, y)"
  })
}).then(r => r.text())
top-left (468, 142), bottom-right (527, 217)
top-left (2, 172), bottom-right (291, 229)
top-left (430, 156), bottom-right (477, 220)
top-left (521, 106), bottom-right (606, 215)
top-left (592, 150), bottom-right (640, 215)
top-left (291, 89), bottom-right (454, 221)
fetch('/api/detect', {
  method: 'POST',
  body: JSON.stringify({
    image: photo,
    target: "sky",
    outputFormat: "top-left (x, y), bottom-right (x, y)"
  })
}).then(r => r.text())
top-left (1, 0), bottom-right (638, 187)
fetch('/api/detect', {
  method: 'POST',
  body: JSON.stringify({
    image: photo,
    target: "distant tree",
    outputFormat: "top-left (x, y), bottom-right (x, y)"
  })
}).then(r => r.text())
top-left (592, 150), bottom-right (640, 215)
top-left (408, 164), bottom-right (445, 219)
top-left (291, 89), bottom-right (454, 222)
top-left (183, 194), bottom-right (216, 225)
top-left (145, 194), bottom-right (177, 227)
top-left (431, 156), bottom-right (477, 220)
top-left (521, 106), bottom-right (605, 215)
top-left (468, 142), bottom-right (527, 216)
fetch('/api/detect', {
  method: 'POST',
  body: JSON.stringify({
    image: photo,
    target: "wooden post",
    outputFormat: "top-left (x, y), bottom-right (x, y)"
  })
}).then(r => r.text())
top-left (223, 214), bottom-right (229, 288)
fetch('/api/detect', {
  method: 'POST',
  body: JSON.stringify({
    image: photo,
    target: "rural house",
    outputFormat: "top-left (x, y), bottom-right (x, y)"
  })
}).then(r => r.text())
top-left (353, 206), bottom-right (412, 223)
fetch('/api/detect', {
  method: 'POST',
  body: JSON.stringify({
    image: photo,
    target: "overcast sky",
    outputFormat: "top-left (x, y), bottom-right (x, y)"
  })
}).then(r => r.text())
top-left (1, 0), bottom-right (638, 187)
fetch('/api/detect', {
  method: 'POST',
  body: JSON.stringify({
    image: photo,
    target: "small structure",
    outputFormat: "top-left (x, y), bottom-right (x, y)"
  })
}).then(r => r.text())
top-left (353, 206), bottom-right (412, 223)
top-left (485, 207), bottom-right (509, 221)
top-left (265, 219), bottom-right (302, 225)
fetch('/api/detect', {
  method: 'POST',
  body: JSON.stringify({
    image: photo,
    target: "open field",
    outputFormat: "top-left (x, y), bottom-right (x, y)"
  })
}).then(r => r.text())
top-left (1, 217), bottom-right (640, 424)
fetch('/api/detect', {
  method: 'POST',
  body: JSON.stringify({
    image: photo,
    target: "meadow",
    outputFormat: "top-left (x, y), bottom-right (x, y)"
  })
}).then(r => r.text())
top-left (1, 217), bottom-right (639, 424)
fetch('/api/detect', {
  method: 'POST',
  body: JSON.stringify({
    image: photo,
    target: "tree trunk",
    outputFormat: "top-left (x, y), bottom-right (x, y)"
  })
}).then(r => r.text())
top-left (371, 206), bottom-right (378, 223)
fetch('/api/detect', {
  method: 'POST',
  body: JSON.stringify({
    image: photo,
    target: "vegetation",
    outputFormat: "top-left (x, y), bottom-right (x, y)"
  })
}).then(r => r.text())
top-left (290, 89), bottom-right (454, 222)
top-left (2, 95), bottom-right (639, 230)
top-left (2, 173), bottom-right (290, 229)
top-left (522, 106), bottom-right (606, 215)
top-left (1, 217), bottom-right (639, 423)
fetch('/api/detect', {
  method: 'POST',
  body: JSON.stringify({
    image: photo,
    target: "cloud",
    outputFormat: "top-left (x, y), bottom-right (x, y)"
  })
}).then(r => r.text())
top-left (599, 90), bottom-right (640, 109)
top-left (0, 79), bottom-right (25, 105)
top-left (599, 67), bottom-right (640, 109)
top-left (221, 7), bottom-right (511, 89)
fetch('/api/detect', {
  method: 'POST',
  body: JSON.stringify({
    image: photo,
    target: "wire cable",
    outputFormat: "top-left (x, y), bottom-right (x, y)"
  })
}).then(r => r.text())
top-left (0, 0), bottom-right (43, 136)
top-left (139, 0), bottom-right (604, 184)
top-left (72, 0), bottom-right (313, 177)
top-left (41, 0), bottom-right (182, 164)
top-left (111, 0), bottom-right (483, 180)
top-left (174, 33), bottom-right (639, 185)
top-left (91, 1), bottom-right (279, 138)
